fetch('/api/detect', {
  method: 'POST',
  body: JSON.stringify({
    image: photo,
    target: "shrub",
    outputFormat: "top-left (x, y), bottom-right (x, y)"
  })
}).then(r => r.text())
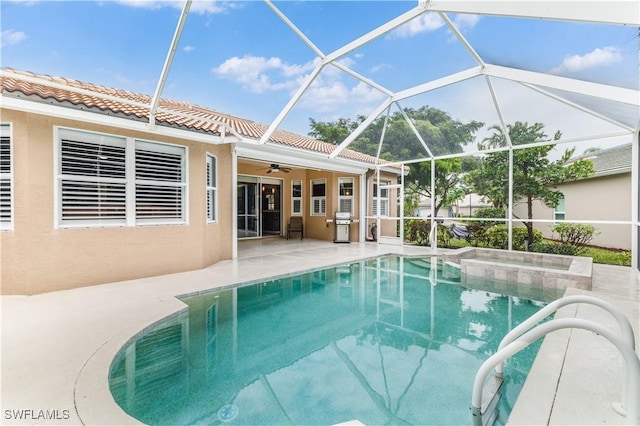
top-left (464, 223), bottom-right (490, 247)
top-left (438, 224), bottom-right (454, 247)
top-left (552, 223), bottom-right (599, 255)
top-left (405, 219), bottom-right (431, 246)
top-left (405, 220), bottom-right (458, 247)
top-left (484, 225), bottom-right (542, 250)
top-left (531, 241), bottom-right (578, 255)
top-left (473, 207), bottom-right (506, 227)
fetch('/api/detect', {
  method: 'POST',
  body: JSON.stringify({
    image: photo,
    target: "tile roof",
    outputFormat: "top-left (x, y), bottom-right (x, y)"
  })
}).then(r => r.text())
top-left (0, 68), bottom-right (384, 167)
top-left (569, 143), bottom-right (632, 176)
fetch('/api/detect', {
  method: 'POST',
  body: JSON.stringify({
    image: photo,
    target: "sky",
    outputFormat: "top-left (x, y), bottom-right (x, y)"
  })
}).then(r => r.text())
top-left (1, 0), bottom-right (638, 158)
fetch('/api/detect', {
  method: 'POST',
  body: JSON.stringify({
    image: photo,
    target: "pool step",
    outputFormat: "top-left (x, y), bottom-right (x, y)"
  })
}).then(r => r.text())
top-left (443, 261), bottom-right (461, 280)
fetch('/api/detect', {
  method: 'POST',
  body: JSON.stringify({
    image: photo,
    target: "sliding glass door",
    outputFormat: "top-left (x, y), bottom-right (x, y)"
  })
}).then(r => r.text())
top-left (237, 177), bottom-right (259, 238)
top-left (238, 176), bottom-right (282, 239)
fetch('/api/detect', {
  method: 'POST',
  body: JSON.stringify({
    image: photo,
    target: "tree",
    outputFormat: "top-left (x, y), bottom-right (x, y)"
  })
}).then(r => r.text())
top-left (466, 122), bottom-right (594, 249)
top-left (307, 117), bottom-right (364, 145)
top-left (309, 106), bottom-right (483, 217)
top-left (406, 158), bottom-right (467, 217)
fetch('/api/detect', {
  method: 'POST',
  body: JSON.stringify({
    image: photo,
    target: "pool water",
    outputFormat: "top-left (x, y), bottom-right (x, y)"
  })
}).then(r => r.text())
top-left (109, 256), bottom-right (547, 425)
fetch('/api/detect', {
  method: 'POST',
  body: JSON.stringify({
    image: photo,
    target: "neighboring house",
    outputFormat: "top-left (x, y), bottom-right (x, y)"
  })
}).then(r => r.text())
top-left (452, 193), bottom-right (491, 217)
top-left (413, 193), bottom-right (490, 218)
top-left (0, 68), bottom-right (401, 294)
top-left (515, 143), bottom-right (632, 250)
top-left (413, 195), bottom-right (454, 218)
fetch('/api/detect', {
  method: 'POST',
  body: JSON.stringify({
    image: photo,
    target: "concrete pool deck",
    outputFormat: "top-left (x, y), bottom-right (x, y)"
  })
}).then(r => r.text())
top-left (1, 239), bottom-right (638, 425)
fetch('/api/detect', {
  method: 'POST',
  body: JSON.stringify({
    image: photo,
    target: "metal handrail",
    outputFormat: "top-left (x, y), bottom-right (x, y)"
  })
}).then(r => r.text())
top-left (470, 318), bottom-right (640, 426)
top-left (495, 294), bottom-right (636, 377)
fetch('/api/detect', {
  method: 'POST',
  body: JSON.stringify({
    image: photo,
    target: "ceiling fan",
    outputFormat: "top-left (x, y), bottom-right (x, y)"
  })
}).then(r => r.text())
top-left (264, 163), bottom-right (291, 173)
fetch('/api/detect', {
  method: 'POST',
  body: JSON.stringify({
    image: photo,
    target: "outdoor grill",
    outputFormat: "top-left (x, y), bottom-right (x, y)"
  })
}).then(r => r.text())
top-left (334, 211), bottom-right (352, 243)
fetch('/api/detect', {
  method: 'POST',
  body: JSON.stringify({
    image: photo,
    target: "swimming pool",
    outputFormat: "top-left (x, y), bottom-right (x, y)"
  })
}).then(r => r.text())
top-left (109, 255), bottom-right (547, 425)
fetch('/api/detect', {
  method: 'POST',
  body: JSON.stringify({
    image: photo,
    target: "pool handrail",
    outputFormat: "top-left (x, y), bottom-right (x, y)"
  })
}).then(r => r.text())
top-left (470, 317), bottom-right (640, 426)
top-left (494, 294), bottom-right (635, 377)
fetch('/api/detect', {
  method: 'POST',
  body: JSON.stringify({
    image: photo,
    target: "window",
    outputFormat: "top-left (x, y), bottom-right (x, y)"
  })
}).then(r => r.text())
top-left (0, 123), bottom-right (12, 230)
top-left (311, 179), bottom-right (326, 216)
top-left (58, 129), bottom-right (127, 225)
top-left (291, 180), bottom-right (302, 216)
top-left (554, 194), bottom-right (565, 221)
top-left (206, 154), bottom-right (217, 222)
top-left (135, 141), bottom-right (186, 223)
top-left (338, 177), bottom-right (354, 214)
top-left (57, 128), bottom-right (186, 227)
top-left (373, 181), bottom-right (389, 217)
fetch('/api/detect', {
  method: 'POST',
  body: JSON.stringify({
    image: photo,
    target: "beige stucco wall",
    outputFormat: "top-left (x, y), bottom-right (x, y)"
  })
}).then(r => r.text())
top-left (1, 109), bottom-right (233, 295)
top-left (513, 173), bottom-right (631, 250)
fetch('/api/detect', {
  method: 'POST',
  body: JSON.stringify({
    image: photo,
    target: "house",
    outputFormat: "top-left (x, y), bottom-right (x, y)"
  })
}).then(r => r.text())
top-left (452, 193), bottom-right (492, 217)
top-left (515, 143), bottom-right (632, 250)
top-left (412, 193), bottom-right (491, 219)
top-left (0, 68), bottom-right (402, 295)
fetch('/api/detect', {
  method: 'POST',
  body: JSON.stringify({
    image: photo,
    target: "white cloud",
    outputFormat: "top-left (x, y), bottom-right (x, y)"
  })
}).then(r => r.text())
top-left (1, 29), bottom-right (26, 47)
top-left (390, 12), bottom-right (479, 39)
top-left (212, 55), bottom-right (316, 94)
top-left (370, 63), bottom-right (391, 73)
top-left (115, 0), bottom-right (228, 15)
top-left (452, 14), bottom-right (480, 32)
top-left (301, 80), bottom-right (385, 113)
top-left (550, 46), bottom-right (623, 74)
top-left (212, 54), bottom-right (385, 112)
top-left (392, 13), bottom-right (444, 38)
top-left (183, 45), bottom-right (195, 52)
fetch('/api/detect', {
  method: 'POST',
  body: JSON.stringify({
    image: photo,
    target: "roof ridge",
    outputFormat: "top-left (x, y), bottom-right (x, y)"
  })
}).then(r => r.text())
top-left (0, 67), bottom-right (390, 168)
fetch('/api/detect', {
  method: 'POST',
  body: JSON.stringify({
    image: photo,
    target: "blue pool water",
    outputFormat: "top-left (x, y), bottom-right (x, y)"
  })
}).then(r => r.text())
top-left (109, 256), bottom-right (547, 425)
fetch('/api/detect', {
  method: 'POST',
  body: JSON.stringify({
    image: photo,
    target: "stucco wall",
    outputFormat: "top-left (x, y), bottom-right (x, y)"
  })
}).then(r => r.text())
top-left (513, 173), bottom-right (631, 250)
top-left (1, 109), bottom-right (233, 294)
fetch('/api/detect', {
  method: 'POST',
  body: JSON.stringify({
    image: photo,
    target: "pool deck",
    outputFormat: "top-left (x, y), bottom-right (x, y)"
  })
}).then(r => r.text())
top-left (1, 239), bottom-right (638, 425)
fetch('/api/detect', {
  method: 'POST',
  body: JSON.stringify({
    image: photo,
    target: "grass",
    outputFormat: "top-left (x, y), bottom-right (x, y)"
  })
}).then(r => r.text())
top-left (580, 246), bottom-right (631, 266)
top-left (432, 237), bottom-right (632, 267)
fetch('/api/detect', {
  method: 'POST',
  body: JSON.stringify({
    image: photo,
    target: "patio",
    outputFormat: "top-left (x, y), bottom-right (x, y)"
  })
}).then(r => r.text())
top-left (1, 239), bottom-right (638, 424)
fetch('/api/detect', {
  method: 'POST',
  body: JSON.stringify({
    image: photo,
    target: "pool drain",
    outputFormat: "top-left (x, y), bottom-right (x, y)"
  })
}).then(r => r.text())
top-left (217, 404), bottom-right (239, 422)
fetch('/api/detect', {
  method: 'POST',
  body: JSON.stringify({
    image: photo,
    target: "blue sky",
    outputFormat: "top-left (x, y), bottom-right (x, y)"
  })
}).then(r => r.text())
top-left (1, 1), bottom-right (638, 154)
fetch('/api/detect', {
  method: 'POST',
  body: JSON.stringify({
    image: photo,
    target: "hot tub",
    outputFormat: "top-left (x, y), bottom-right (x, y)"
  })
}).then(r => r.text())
top-left (442, 247), bottom-right (592, 301)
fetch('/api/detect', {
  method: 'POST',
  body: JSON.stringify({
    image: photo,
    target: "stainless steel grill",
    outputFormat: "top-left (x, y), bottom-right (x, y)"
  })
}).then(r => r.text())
top-left (334, 211), bottom-right (351, 243)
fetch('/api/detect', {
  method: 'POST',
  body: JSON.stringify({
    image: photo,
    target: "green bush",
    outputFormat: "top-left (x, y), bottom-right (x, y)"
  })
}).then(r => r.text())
top-left (551, 223), bottom-right (599, 255)
top-left (405, 220), bottom-right (458, 247)
top-left (473, 207), bottom-right (506, 227)
top-left (405, 219), bottom-right (431, 246)
top-left (484, 225), bottom-right (542, 250)
top-left (531, 241), bottom-right (578, 255)
top-left (464, 223), bottom-right (490, 247)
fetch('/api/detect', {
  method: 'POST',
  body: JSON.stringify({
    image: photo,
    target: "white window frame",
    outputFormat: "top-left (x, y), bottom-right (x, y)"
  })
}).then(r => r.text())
top-left (338, 177), bottom-right (354, 215)
top-left (310, 178), bottom-right (326, 216)
top-left (554, 193), bottom-right (565, 222)
top-left (134, 139), bottom-right (187, 225)
top-left (0, 123), bottom-right (13, 231)
top-left (206, 153), bottom-right (217, 223)
top-left (55, 127), bottom-right (188, 228)
top-left (291, 179), bottom-right (302, 216)
top-left (373, 181), bottom-right (390, 217)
